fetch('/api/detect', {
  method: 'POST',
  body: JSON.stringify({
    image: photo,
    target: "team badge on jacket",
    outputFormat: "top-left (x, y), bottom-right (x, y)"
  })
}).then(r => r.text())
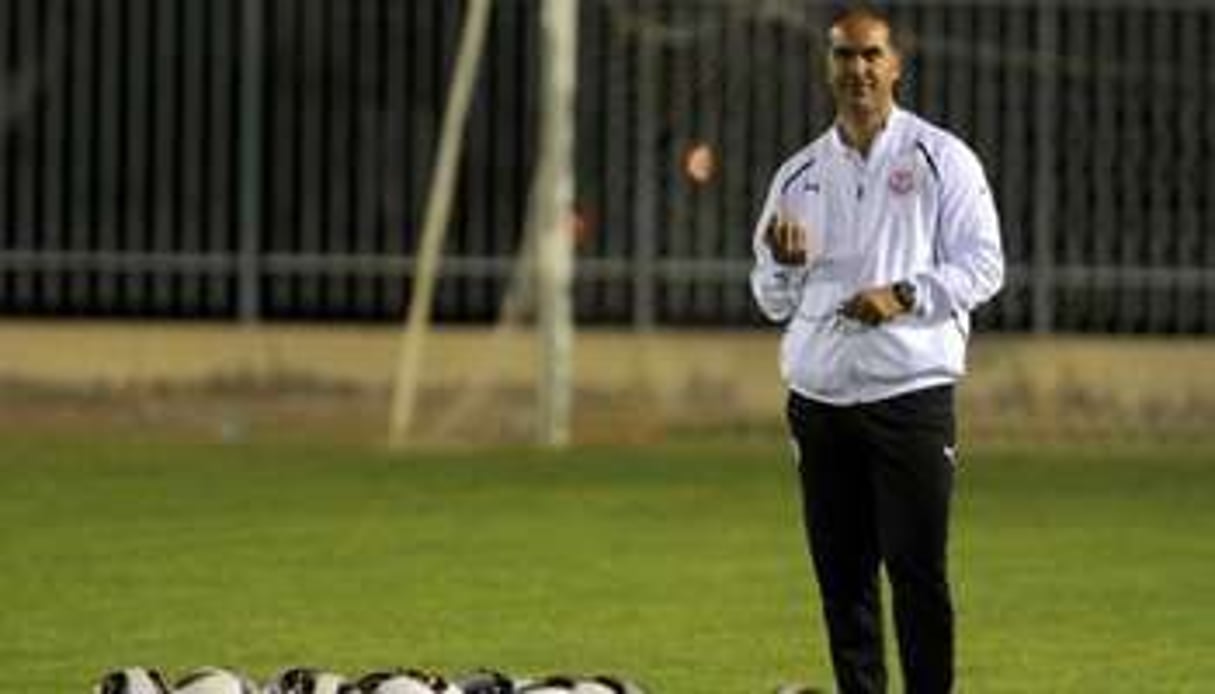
top-left (888, 167), bottom-right (916, 195)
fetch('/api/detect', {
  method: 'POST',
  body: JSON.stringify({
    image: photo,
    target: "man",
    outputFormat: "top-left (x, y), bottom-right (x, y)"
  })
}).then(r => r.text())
top-left (750, 6), bottom-right (1004, 693)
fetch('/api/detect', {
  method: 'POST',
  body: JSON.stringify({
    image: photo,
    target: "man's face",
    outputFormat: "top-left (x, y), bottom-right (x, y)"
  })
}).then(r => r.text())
top-left (827, 15), bottom-right (901, 115)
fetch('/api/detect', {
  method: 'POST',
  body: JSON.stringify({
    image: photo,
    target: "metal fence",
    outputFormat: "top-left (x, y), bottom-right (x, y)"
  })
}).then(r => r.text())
top-left (1, 0), bottom-right (1213, 332)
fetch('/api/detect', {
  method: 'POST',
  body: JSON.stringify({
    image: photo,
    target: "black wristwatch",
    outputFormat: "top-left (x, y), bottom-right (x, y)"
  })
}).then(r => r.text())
top-left (893, 280), bottom-right (917, 312)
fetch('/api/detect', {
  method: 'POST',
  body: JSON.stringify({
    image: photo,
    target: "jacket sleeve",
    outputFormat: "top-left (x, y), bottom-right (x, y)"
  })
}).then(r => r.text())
top-left (749, 174), bottom-right (808, 323)
top-left (911, 142), bottom-right (1005, 322)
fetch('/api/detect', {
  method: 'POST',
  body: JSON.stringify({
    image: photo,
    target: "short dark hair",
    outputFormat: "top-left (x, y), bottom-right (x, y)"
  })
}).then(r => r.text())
top-left (829, 3), bottom-right (908, 56)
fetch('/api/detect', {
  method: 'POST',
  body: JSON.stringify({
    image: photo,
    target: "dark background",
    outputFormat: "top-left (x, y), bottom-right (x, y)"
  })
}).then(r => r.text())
top-left (1, 0), bottom-right (1212, 332)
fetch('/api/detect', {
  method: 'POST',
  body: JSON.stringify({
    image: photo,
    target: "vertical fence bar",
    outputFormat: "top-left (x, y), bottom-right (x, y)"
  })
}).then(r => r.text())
top-left (238, 0), bottom-right (264, 322)
top-left (974, 5), bottom-right (1001, 327)
top-left (401, 0), bottom-right (430, 317)
top-left (632, 33), bottom-right (658, 328)
top-left (1002, 5), bottom-right (1028, 329)
top-left (464, 1), bottom-right (491, 318)
top-left (944, 5), bottom-right (972, 128)
top-left (1059, 7), bottom-right (1084, 330)
top-left (180, 0), bottom-right (205, 312)
top-left (381, 0), bottom-right (406, 314)
top-left (502, 0), bottom-right (534, 306)
top-left (1176, 7), bottom-right (1200, 333)
top-left (474, 1), bottom-right (492, 316)
top-left (151, 0), bottom-right (178, 311)
top-left (325, 0), bottom-right (350, 315)
top-left (918, 4), bottom-right (945, 121)
top-left (13, 0), bottom-right (38, 308)
top-left (207, 0), bottom-right (234, 314)
top-left (664, 4), bottom-right (691, 321)
top-left (39, 0), bottom-right (66, 310)
top-left (124, 0), bottom-right (152, 313)
top-left (574, 0), bottom-right (601, 318)
top-left (0, 0), bottom-right (8, 260)
top-left (749, 6), bottom-right (777, 257)
top-left (95, 0), bottom-right (123, 312)
top-left (66, 0), bottom-right (95, 310)
top-left (102, 0), bottom-right (126, 311)
top-left (1092, 5), bottom-right (1116, 331)
top-left (1146, 8), bottom-right (1173, 332)
top-left (720, 5), bottom-right (750, 323)
top-left (431, 1), bottom-right (461, 321)
top-left (691, 5), bottom-right (720, 322)
top-left (1188, 6), bottom-right (1207, 334)
top-left (299, 0), bottom-right (324, 313)
top-left (600, 0), bottom-right (629, 318)
top-left (1117, 6), bottom-right (1145, 332)
top-left (267, 0), bottom-right (297, 316)
top-left (0, 0), bottom-right (10, 291)
top-left (1207, 11), bottom-right (1215, 333)
top-left (1031, 0), bottom-right (1057, 334)
top-left (353, 0), bottom-right (379, 316)
top-left (199, 0), bottom-right (217, 311)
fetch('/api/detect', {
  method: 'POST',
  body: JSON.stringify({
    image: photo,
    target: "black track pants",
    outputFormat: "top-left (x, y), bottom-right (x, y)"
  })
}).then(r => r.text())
top-left (786, 386), bottom-right (957, 694)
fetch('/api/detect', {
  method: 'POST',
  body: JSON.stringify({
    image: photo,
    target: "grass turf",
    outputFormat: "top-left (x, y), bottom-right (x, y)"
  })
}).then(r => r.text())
top-left (0, 439), bottom-right (1212, 692)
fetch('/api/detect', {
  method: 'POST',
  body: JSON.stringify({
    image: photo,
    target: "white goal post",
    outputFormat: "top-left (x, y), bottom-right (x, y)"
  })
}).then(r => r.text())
top-left (387, 0), bottom-right (494, 449)
top-left (388, 0), bottom-right (578, 448)
top-left (531, 0), bottom-right (578, 447)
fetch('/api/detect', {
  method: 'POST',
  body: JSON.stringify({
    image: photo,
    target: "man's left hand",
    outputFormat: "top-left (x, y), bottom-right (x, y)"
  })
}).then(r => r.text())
top-left (838, 286), bottom-right (907, 326)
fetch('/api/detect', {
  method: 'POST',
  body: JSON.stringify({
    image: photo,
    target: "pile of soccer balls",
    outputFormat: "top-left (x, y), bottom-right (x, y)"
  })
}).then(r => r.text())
top-left (95, 666), bottom-right (647, 693)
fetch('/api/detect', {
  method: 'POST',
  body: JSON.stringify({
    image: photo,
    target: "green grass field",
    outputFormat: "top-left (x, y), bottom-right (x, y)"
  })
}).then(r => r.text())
top-left (1, 438), bottom-right (1212, 692)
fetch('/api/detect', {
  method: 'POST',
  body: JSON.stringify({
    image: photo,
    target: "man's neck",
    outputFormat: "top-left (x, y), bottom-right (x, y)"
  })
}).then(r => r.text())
top-left (837, 104), bottom-right (894, 157)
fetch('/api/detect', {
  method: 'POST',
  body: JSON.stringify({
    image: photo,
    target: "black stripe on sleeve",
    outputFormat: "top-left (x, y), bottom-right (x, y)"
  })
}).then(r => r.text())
top-left (915, 140), bottom-right (941, 183)
top-left (779, 157), bottom-right (817, 195)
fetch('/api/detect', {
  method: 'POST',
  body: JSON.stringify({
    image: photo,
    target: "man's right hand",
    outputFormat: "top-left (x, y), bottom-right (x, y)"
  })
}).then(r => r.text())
top-left (765, 214), bottom-right (809, 266)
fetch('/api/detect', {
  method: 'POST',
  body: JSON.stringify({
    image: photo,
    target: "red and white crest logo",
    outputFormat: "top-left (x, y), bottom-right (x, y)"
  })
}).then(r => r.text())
top-left (888, 167), bottom-right (916, 195)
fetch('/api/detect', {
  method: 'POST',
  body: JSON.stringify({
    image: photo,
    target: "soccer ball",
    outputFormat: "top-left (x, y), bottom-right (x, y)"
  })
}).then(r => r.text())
top-left (572, 676), bottom-right (645, 694)
top-left (450, 669), bottom-right (515, 694)
top-left (516, 675), bottom-right (644, 694)
top-left (515, 675), bottom-right (576, 693)
top-left (571, 677), bottom-right (629, 694)
top-left (262, 667), bottom-right (349, 694)
top-left (348, 669), bottom-right (461, 694)
top-left (172, 667), bottom-right (259, 694)
top-left (94, 667), bottom-right (170, 694)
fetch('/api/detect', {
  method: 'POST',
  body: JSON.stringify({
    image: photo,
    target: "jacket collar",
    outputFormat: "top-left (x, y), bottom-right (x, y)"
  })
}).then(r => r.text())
top-left (831, 106), bottom-right (905, 163)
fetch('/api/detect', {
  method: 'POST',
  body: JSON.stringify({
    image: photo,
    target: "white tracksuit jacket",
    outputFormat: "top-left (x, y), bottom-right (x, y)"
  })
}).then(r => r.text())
top-left (750, 107), bottom-right (1005, 405)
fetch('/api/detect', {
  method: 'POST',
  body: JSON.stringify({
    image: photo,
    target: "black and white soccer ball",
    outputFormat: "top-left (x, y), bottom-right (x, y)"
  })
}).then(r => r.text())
top-left (347, 669), bottom-right (462, 694)
top-left (262, 667), bottom-right (349, 694)
top-left (172, 667), bottom-right (260, 694)
top-left (574, 677), bottom-right (644, 694)
top-left (772, 685), bottom-right (827, 694)
top-left (450, 669), bottom-right (515, 694)
top-left (516, 675), bottom-right (644, 694)
top-left (94, 667), bottom-right (171, 694)
top-left (515, 676), bottom-right (576, 694)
